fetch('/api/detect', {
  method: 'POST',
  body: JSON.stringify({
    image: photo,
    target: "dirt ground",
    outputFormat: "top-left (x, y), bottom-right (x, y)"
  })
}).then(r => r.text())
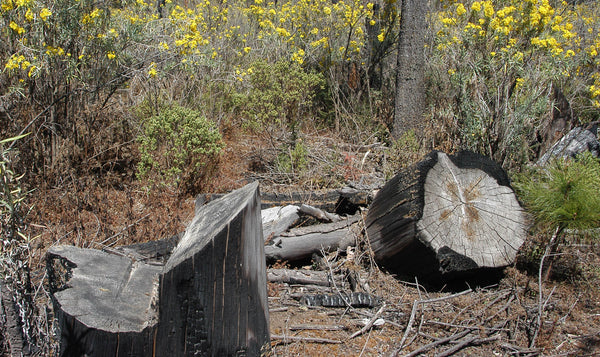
top-left (24, 134), bottom-right (600, 356)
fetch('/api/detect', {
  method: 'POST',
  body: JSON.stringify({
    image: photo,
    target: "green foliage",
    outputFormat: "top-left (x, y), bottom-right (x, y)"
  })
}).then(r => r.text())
top-left (136, 105), bottom-right (224, 193)
top-left (276, 139), bottom-right (309, 174)
top-left (234, 60), bottom-right (326, 134)
top-left (514, 152), bottom-right (600, 231)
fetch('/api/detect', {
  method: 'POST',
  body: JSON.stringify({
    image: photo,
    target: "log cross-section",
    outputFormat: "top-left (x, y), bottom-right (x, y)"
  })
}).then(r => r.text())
top-left (366, 151), bottom-right (527, 283)
top-left (47, 182), bottom-right (270, 356)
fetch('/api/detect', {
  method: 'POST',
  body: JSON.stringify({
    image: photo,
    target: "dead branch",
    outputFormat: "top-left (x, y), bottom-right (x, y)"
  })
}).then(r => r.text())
top-left (403, 329), bottom-right (473, 357)
top-left (391, 289), bottom-right (473, 355)
top-left (299, 204), bottom-right (342, 222)
top-left (348, 303), bottom-right (386, 339)
top-left (271, 334), bottom-right (343, 344)
top-left (267, 268), bottom-right (338, 287)
top-left (289, 324), bottom-right (347, 331)
top-left (435, 334), bottom-right (501, 357)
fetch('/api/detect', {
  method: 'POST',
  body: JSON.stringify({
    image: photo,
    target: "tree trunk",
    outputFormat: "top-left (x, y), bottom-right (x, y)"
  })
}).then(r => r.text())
top-left (393, 0), bottom-right (428, 140)
top-left (47, 182), bottom-right (270, 356)
top-left (365, 151), bottom-right (527, 284)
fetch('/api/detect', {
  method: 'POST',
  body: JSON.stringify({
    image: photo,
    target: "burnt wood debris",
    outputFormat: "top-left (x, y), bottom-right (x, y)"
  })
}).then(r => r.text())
top-left (47, 182), bottom-right (269, 356)
top-left (45, 150), bottom-right (529, 355)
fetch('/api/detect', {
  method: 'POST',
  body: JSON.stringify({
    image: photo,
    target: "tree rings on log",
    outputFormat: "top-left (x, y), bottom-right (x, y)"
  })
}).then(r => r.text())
top-left (365, 151), bottom-right (527, 284)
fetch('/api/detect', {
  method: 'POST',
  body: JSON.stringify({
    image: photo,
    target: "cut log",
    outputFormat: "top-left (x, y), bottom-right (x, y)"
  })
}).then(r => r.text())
top-left (365, 151), bottom-right (527, 283)
top-left (265, 215), bottom-right (361, 263)
top-left (47, 182), bottom-right (270, 356)
top-left (158, 182), bottom-right (269, 356)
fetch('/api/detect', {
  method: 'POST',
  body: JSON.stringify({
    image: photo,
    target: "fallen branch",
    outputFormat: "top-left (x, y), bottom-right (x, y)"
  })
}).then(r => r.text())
top-left (299, 204), bottom-right (342, 222)
top-left (289, 324), bottom-right (347, 331)
top-left (403, 329), bottom-right (473, 357)
top-left (435, 334), bottom-right (501, 357)
top-left (348, 303), bottom-right (386, 339)
top-left (265, 215), bottom-right (360, 262)
top-left (267, 268), bottom-right (339, 287)
top-left (271, 334), bottom-right (342, 344)
top-left (391, 289), bottom-right (473, 355)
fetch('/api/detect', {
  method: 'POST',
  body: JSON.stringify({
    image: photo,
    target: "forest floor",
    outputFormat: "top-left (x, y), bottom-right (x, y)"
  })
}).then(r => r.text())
top-left (26, 133), bottom-right (600, 356)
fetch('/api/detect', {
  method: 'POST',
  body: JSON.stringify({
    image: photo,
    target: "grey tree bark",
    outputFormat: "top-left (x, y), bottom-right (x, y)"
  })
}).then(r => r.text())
top-left (393, 0), bottom-right (428, 140)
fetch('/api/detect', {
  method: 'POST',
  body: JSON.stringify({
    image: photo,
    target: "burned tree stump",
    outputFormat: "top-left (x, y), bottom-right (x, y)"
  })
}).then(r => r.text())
top-left (47, 182), bottom-right (269, 356)
top-left (365, 151), bottom-right (526, 283)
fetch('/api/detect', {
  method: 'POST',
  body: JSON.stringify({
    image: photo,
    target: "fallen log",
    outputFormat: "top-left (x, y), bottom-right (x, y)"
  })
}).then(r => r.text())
top-left (265, 215), bottom-right (361, 263)
top-left (196, 187), bottom-right (375, 215)
top-left (267, 268), bottom-right (341, 287)
top-left (47, 182), bottom-right (270, 356)
top-left (262, 205), bottom-right (300, 241)
top-left (536, 124), bottom-right (600, 166)
top-left (365, 151), bottom-right (527, 284)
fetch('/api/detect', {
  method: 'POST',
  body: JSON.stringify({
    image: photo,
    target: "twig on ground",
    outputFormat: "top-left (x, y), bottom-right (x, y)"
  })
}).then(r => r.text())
top-left (391, 288), bottom-right (473, 355)
top-left (271, 334), bottom-right (342, 344)
top-left (403, 328), bottom-right (474, 357)
top-left (289, 324), bottom-right (347, 331)
top-left (434, 334), bottom-right (501, 357)
top-left (348, 303), bottom-right (386, 339)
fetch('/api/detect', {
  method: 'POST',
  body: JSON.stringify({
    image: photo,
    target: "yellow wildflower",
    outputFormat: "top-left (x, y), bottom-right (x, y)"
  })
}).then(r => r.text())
top-left (40, 8), bottom-right (52, 21)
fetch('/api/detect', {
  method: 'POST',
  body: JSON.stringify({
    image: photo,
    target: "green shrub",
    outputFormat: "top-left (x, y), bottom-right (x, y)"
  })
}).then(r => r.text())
top-left (234, 60), bottom-right (326, 135)
top-left (136, 104), bottom-right (224, 193)
top-left (513, 152), bottom-right (600, 279)
top-left (276, 139), bottom-right (309, 174)
top-left (514, 152), bottom-right (600, 231)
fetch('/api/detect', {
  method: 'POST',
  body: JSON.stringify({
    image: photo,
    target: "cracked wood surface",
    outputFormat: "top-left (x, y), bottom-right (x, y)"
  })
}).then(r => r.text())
top-left (47, 245), bottom-right (161, 332)
top-left (366, 151), bottom-right (527, 282)
top-left (417, 152), bottom-right (526, 268)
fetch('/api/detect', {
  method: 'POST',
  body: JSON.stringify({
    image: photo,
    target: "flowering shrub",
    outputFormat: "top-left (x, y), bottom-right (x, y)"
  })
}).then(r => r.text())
top-left (4, 0), bottom-right (600, 186)
top-left (428, 0), bottom-right (600, 167)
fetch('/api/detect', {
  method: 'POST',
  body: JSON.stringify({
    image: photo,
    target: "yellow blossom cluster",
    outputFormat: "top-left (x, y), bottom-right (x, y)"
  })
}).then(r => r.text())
top-left (437, 0), bottom-right (577, 59)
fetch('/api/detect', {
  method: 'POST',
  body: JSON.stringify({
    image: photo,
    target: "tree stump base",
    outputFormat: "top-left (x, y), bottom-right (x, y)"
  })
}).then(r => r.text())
top-left (366, 151), bottom-right (527, 285)
top-left (47, 182), bottom-right (270, 356)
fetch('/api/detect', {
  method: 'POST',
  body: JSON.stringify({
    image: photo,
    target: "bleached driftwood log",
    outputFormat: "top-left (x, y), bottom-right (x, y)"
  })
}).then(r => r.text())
top-left (365, 151), bottom-right (527, 283)
top-left (47, 182), bottom-right (270, 356)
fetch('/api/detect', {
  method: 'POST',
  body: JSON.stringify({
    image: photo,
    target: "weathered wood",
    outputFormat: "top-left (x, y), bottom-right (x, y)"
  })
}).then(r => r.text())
top-left (157, 181), bottom-right (269, 356)
top-left (196, 187), bottom-right (374, 215)
top-left (265, 215), bottom-right (361, 263)
top-left (47, 182), bottom-right (270, 356)
top-left (262, 205), bottom-right (300, 241)
top-left (299, 204), bottom-right (342, 222)
top-left (299, 292), bottom-right (382, 308)
top-left (47, 246), bottom-right (161, 356)
top-left (267, 268), bottom-right (341, 287)
top-left (536, 124), bottom-right (600, 166)
top-left (365, 151), bottom-right (527, 283)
